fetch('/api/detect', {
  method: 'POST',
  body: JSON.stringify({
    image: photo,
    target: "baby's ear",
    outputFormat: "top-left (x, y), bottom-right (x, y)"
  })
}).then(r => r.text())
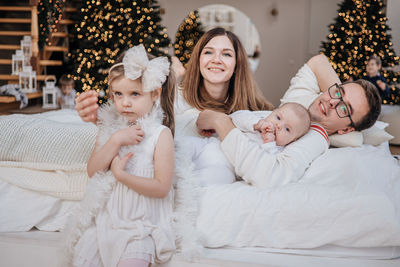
top-left (151, 88), bottom-right (162, 101)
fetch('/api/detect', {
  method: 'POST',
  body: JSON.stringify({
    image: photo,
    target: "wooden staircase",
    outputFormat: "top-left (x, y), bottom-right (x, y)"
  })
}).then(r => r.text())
top-left (0, 0), bottom-right (77, 110)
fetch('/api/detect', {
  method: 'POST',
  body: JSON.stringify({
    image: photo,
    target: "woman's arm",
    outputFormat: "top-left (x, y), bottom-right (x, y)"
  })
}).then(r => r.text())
top-left (307, 54), bottom-right (341, 92)
top-left (111, 128), bottom-right (174, 198)
top-left (75, 90), bottom-right (99, 124)
top-left (87, 125), bottom-right (144, 177)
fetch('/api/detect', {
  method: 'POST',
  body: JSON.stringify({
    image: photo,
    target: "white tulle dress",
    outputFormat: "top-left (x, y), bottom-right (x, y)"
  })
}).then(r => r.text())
top-left (70, 103), bottom-right (175, 267)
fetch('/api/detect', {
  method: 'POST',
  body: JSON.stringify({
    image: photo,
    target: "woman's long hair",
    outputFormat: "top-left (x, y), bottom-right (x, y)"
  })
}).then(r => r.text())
top-left (182, 27), bottom-right (273, 114)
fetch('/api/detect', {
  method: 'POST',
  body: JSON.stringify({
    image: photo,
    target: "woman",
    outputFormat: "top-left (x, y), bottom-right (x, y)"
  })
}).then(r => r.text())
top-left (76, 27), bottom-right (273, 137)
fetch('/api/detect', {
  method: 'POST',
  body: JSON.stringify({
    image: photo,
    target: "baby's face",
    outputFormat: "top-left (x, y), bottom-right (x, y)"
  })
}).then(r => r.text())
top-left (61, 84), bottom-right (74, 95)
top-left (265, 106), bottom-right (308, 146)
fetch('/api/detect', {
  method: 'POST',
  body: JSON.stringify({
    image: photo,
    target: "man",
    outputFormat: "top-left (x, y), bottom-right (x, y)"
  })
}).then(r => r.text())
top-left (196, 54), bottom-right (381, 188)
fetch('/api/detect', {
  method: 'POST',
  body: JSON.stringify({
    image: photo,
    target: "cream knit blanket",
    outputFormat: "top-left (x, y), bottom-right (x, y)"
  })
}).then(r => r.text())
top-left (0, 112), bottom-right (96, 200)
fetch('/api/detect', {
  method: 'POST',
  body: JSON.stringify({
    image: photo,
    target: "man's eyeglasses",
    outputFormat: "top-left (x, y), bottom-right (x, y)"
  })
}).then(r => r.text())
top-left (328, 83), bottom-right (355, 128)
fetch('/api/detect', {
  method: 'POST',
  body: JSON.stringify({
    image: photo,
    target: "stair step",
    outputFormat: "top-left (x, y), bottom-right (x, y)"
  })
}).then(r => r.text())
top-left (0, 74), bottom-right (56, 81)
top-left (0, 6), bottom-right (31, 12)
top-left (0, 18), bottom-right (31, 24)
top-left (59, 19), bottom-right (74, 25)
top-left (44, 46), bottom-right (68, 52)
top-left (0, 31), bottom-right (31, 36)
top-left (51, 32), bottom-right (69, 38)
top-left (0, 44), bottom-right (20, 50)
top-left (65, 7), bottom-right (78, 12)
top-left (0, 91), bottom-right (43, 104)
top-left (40, 60), bottom-right (63, 66)
top-left (0, 59), bottom-right (12, 65)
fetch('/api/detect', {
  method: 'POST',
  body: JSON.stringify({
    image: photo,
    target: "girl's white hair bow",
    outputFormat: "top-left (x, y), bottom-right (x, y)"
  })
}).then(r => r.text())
top-left (110, 44), bottom-right (170, 92)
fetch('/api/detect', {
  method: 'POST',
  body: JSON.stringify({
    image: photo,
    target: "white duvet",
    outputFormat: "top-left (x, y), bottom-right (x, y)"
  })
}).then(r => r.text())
top-left (189, 144), bottom-right (400, 250)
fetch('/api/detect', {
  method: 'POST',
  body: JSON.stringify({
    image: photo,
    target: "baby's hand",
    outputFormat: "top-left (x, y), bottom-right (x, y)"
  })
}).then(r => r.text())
top-left (114, 125), bottom-right (144, 147)
top-left (254, 119), bottom-right (275, 143)
top-left (111, 152), bottom-right (133, 180)
top-left (261, 131), bottom-right (275, 143)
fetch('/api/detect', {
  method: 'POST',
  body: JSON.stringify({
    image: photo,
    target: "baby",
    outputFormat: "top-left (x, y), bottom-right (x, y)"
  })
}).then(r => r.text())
top-left (185, 102), bottom-right (311, 186)
top-left (57, 74), bottom-right (76, 109)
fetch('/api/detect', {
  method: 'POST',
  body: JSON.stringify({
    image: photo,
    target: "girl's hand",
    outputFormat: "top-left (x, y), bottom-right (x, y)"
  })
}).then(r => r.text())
top-left (111, 152), bottom-right (133, 180)
top-left (113, 125), bottom-right (145, 147)
top-left (75, 90), bottom-right (99, 123)
top-left (376, 80), bottom-right (386, 91)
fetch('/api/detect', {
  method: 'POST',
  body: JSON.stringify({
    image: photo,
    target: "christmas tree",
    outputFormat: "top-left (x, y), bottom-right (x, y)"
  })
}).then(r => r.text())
top-left (38, 0), bottom-right (65, 49)
top-left (321, 0), bottom-right (400, 105)
top-left (174, 10), bottom-right (204, 66)
top-left (67, 0), bottom-right (170, 103)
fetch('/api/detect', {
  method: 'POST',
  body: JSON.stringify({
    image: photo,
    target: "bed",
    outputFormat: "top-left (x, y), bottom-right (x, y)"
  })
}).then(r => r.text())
top-left (0, 109), bottom-right (399, 267)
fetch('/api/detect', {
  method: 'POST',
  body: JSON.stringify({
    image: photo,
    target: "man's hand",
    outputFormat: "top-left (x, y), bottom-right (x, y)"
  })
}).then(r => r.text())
top-left (196, 110), bottom-right (235, 141)
top-left (75, 90), bottom-right (99, 123)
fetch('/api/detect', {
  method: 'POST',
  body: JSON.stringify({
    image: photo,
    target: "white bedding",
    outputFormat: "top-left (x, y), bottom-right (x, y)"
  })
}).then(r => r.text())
top-left (0, 110), bottom-right (96, 199)
top-left (191, 143), bottom-right (400, 250)
top-left (1, 230), bottom-right (400, 267)
top-left (1, 109), bottom-right (400, 263)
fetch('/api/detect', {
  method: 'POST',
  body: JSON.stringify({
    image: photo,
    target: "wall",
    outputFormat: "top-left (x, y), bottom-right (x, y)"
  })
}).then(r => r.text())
top-left (159, 0), bottom-right (400, 106)
top-left (387, 0), bottom-right (400, 58)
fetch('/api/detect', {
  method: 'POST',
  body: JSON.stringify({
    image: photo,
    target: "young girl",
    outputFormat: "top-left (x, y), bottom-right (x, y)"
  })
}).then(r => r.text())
top-left (67, 44), bottom-right (175, 267)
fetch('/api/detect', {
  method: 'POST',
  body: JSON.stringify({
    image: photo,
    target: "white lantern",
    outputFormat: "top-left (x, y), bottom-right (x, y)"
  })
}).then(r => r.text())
top-left (12, 50), bottom-right (24, 75)
top-left (19, 66), bottom-right (37, 93)
top-left (21, 35), bottom-right (32, 66)
top-left (42, 77), bottom-right (59, 109)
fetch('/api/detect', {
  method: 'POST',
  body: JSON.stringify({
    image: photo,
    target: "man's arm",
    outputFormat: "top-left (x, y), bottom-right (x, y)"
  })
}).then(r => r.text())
top-left (307, 54), bottom-right (341, 92)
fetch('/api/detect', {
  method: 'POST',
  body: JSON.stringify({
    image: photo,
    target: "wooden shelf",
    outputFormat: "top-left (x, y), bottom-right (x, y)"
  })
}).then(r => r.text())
top-left (0, 91), bottom-right (42, 103)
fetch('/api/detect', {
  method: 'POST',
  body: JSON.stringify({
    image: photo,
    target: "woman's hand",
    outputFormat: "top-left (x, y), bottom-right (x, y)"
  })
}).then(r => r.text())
top-left (112, 125), bottom-right (145, 147)
top-left (171, 56), bottom-right (186, 79)
top-left (196, 110), bottom-right (235, 141)
top-left (111, 152), bottom-right (133, 181)
top-left (75, 90), bottom-right (99, 123)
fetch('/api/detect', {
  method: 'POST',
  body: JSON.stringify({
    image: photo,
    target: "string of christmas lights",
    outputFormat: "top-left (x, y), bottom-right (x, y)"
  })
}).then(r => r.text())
top-left (321, 0), bottom-right (400, 105)
top-left (174, 10), bottom-right (204, 66)
top-left (67, 0), bottom-right (170, 103)
top-left (37, 0), bottom-right (66, 49)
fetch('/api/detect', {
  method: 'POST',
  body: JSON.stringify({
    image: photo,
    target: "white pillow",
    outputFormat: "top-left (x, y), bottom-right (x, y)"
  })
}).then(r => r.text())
top-left (329, 121), bottom-right (393, 147)
top-left (0, 113), bottom-right (97, 165)
top-left (362, 121), bottom-right (394, 146)
top-left (329, 131), bottom-right (363, 148)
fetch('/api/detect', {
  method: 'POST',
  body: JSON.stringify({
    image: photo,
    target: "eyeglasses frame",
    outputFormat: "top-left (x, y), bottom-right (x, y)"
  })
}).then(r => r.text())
top-left (327, 83), bottom-right (356, 128)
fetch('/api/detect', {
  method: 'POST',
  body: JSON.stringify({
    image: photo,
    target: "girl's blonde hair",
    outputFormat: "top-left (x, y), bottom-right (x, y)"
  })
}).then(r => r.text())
top-left (182, 27), bottom-right (273, 114)
top-left (108, 52), bottom-right (175, 135)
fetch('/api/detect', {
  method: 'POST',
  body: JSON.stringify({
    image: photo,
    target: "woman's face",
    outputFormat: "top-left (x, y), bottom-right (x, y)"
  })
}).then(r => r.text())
top-left (199, 35), bottom-right (236, 100)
